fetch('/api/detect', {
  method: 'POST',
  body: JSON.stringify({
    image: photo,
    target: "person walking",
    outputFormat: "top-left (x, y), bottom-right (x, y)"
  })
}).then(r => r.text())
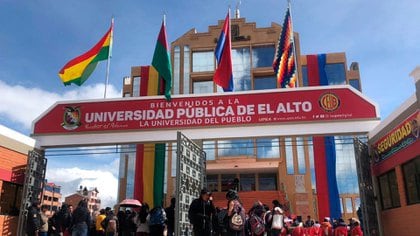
top-left (165, 197), bottom-right (176, 236)
top-left (134, 203), bottom-right (150, 236)
top-left (71, 200), bottom-right (91, 236)
top-left (25, 200), bottom-right (42, 236)
top-left (188, 188), bottom-right (216, 236)
top-left (95, 209), bottom-right (107, 236)
top-left (39, 205), bottom-right (49, 236)
top-left (147, 206), bottom-right (166, 236)
top-left (270, 200), bottom-right (285, 236)
top-left (225, 189), bottom-right (245, 236)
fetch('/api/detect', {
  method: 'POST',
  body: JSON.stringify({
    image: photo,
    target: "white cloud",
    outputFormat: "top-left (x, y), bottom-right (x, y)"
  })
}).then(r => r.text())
top-left (46, 166), bottom-right (119, 208)
top-left (0, 80), bottom-right (121, 130)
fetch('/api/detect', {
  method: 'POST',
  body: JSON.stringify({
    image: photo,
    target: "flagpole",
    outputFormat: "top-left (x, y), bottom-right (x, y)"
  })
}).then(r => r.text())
top-left (287, 0), bottom-right (299, 87)
top-left (104, 17), bottom-right (114, 99)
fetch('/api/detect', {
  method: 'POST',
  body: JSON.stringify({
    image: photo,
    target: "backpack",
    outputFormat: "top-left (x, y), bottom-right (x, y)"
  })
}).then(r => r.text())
top-left (250, 215), bottom-right (265, 236)
top-left (229, 200), bottom-right (245, 231)
top-left (149, 207), bottom-right (165, 226)
top-left (216, 208), bottom-right (228, 231)
top-left (106, 219), bottom-right (117, 233)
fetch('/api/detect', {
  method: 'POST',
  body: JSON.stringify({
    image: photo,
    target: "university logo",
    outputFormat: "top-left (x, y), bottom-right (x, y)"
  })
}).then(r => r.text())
top-left (319, 93), bottom-right (340, 112)
top-left (61, 106), bottom-right (82, 130)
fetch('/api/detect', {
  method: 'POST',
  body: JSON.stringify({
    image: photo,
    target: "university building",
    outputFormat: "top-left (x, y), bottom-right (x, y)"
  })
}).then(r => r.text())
top-left (118, 13), bottom-right (364, 221)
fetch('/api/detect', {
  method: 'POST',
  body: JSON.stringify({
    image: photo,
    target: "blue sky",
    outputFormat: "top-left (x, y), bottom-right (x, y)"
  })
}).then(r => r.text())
top-left (1, 0), bottom-right (419, 207)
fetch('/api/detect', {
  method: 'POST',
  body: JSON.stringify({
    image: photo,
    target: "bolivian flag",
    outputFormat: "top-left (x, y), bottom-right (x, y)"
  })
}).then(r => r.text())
top-left (59, 21), bottom-right (113, 86)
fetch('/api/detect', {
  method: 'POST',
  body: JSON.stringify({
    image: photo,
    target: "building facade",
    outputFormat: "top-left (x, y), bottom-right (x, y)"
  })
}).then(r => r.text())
top-left (64, 186), bottom-right (101, 215)
top-left (119, 15), bottom-right (365, 221)
top-left (0, 125), bottom-right (35, 235)
top-left (41, 181), bottom-right (62, 216)
top-left (368, 67), bottom-right (420, 236)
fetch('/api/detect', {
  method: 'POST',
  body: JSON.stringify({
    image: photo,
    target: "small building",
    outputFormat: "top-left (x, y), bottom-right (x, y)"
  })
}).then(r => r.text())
top-left (41, 181), bottom-right (62, 216)
top-left (64, 186), bottom-right (101, 214)
top-left (368, 66), bottom-right (420, 236)
top-left (0, 125), bottom-right (35, 235)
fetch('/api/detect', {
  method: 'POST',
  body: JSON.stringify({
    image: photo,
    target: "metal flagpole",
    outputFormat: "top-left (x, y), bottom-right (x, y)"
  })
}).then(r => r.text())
top-left (287, 0), bottom-right (299, 87)
top-left (104, 17), bottom-right (114, 99)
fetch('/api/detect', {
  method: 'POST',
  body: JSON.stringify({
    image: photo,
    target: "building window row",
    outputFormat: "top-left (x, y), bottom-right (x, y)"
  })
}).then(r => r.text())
top-left (402, 156), bottom-right (420, 205)
top-left (206, 173), bottom-right (278, 192)
top-left (378, 169), bottom-right (401, 210)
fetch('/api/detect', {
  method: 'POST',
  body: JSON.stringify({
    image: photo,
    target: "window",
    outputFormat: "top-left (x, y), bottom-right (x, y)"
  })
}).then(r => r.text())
top-left (285, 137), bottom-right (294, 174)
top-left (171, 142), bottom-right (177, 177)
top-left (207, 174), bottom-right (219, 192)
top-left (296, 137), bottom-right (306, 174)
top-left (218, 139), bottom-right (254, 157)
top-left (132, 76), bottom-right (141, 97)
top-left (335, 136), bottom-right (359, 194)
top-left (378, 170), bottom-right (401, 209)
top-left (254, 76), bottom-right (277, 90)
top-left (325, 63), bottom-right (346, 85)
top-left (252, 45), bottom-right (275, 68)
top-left (203, 140), bottom-right (215, 161)
top-left (345, 198), bottom-right (353, 213)
top-left (192, 51), bottom-right (214, 72)
top-left (193, 80), bottom-right (213, 94)
top-left (221, 174), bottom-right (237, 191)
top-left (0, 182), bottom-right (22, 215)
top-left (349, 79), bottom-right (361, 91)
top-left (307, 137), bottom-right (316, 191)
top-left (402, 156), bottom-right (420, 205)
top-left (301, 66), bottom-right (308, 86)
top-left (173, 46), bottom-right (180, 95)
top-left (232, 47), bottom-right (251, 91)
top-left (301, 63), bottom-right (346, 86)
top-left (256, 138), bottom-right (279, 159)
top-left (240, 174), bottom-right (256, 191)
top-left (258, 173), bottom-right (277, 190)
top-left (183, 46), bottom-right (191, 94)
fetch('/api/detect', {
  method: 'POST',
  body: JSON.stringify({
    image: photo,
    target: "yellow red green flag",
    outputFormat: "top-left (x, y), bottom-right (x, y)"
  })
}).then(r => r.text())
top-left (58, 22), bottom-right (113, 86)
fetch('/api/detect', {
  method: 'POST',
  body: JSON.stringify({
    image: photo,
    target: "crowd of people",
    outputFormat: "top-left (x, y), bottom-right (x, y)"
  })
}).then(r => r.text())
top-left (187, 188), bottom-right (363, 236)
top-left (25, 189), bottom-right (362, 236)
top-left (24, 198), bottom-right (175, 236)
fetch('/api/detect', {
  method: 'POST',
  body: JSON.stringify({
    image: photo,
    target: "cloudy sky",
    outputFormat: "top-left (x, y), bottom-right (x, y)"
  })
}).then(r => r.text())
top-left (1, 0), bottom-right (419, 207)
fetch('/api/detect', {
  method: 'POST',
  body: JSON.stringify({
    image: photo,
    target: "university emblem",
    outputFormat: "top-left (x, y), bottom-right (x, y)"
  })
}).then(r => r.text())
top-left (319, 92), bottom-right (340, 112)
top-left (61, 106), bottom-right (81, 130)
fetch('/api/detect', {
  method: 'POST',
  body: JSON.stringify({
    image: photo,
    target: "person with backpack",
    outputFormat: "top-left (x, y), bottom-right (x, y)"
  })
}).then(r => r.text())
top-left (102, 210), bottom-right (119, 236)
top-left (188, 187), bottom-right (216, 236)
top-left (147, 205), bottom-right (167, 236)
top-left (225, 189), bottom-right (246, 236)
top-left (270, 200), bottom-right (285, 236)
top-left (213, 207), bottom-right (228, 236)
top-left (248, 203), bottom-right (265, 236)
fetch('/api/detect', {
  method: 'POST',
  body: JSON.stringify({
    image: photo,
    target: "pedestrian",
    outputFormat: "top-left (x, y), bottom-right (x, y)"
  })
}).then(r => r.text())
top-left (270, 200), bottom-right (285, 236)
top-left (147, 205), bottom-right (166, 236)
top-left (102, 210), bottom-right (118, 236)
top-left (52, 203), bottom-right (72, 236)
top-left (321, 217), bottom-right (333, 236)
top-left (225, 189), bottom-right (245, 236)
top-left (349, 218), bottom-right (363, 236)
top-left (39, 205), bottom-right (49, 236)
top-left (188, 187), bottom-right (216, 236)
top-left (95, 209), bottom-right (107, 236)
top-left (165, 197), bottom-right (176, 236)
top-left (25, 200), bottom-right (41, 236)
top-left (134, 203), bottom-right (150, 236)
top-left (333, 219), bottom-right (348, 236)
top-left (71, 200), bottom-right (91, 236)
